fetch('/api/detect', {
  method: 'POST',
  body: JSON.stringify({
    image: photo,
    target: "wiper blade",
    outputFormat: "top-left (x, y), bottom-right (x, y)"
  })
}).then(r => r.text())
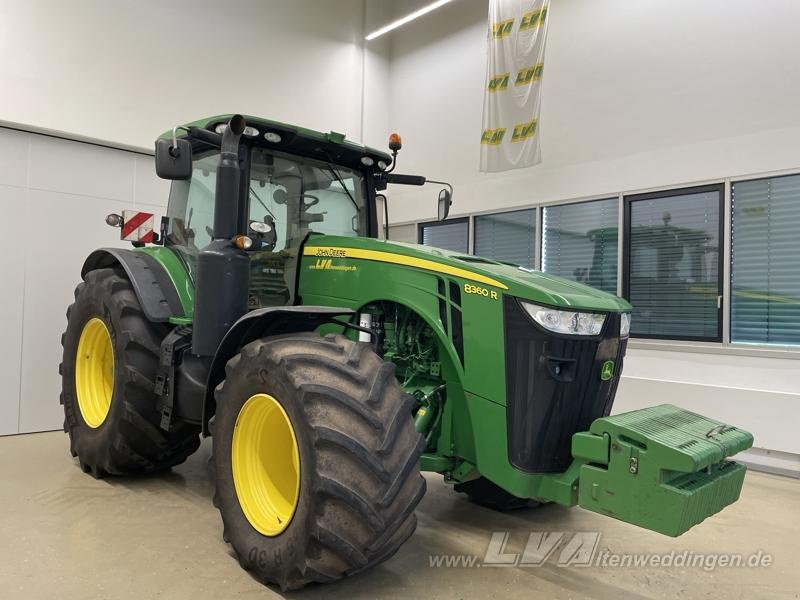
top-left (322, 158), bottom-right (358, 211)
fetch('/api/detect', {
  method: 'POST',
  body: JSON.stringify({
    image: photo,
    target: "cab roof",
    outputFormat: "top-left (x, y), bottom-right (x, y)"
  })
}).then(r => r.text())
top-left (159, 114), bottom-right (393, 170)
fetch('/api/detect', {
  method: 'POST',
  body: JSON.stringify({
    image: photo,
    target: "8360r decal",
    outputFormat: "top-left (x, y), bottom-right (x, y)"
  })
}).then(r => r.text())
top-left (464, 283), bottom-right (499, 300)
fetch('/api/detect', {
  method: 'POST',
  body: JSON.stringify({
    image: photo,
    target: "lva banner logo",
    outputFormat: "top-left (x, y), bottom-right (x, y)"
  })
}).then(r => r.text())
top-left (428, 531), bottom-right (773, 571)
top-left (481, 0), bottom-right (550, 172)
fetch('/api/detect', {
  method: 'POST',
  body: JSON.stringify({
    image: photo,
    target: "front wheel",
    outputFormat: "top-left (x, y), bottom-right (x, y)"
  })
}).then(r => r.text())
top-left (211, 333), bottom-right (426, 591)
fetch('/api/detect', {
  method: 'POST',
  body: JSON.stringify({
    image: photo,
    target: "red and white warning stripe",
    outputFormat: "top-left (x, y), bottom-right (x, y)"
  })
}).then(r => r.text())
top-left (121, 210), bottom-right (155, 243)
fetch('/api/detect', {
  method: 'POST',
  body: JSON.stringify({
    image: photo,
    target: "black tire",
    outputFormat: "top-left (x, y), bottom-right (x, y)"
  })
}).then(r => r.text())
top-left (212, 333), bottom-right (426, 591)
top-left (60, 267), bottom-right (200, 477)
top-left (455, 477), bottom-right (541, 511)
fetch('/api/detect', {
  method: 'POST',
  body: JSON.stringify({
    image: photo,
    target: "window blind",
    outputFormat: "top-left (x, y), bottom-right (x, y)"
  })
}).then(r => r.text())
top-left (731, 175), bottom-right (800, 345)
top-left (474, 209), bottom-right (536, 268)
top-left (626, 189), bottom-right (721, 340)
top-left (542, 199), bottom-right (618, 294)
top-left (420, 220), bottom-right (469, 253)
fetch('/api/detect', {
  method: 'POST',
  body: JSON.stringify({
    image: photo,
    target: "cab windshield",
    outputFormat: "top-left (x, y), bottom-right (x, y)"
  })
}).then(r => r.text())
top-left (247, 147), bottom-right (368, 252)
top-left (166, 146), bottom-right (368, 254)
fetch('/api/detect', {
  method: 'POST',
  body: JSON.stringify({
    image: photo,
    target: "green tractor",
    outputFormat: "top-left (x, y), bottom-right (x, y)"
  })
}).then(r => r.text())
top-left (60, 114), bottom-right (753, 590)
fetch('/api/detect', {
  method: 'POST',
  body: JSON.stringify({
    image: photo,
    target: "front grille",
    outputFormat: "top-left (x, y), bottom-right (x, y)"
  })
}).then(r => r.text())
top-left (503, 296), bottom-right (627, 473)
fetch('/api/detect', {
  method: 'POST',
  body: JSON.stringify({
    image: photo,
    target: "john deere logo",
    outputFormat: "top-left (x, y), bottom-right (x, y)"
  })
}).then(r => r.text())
top-left (600, 361), bottom-right (615, 381)
top-left (519, 7), bottom-right (547, 32)
top-left (491, 18), bottom-right (514, 39)
top-left (511, 119), bottom-right (537, 143)
top-left (487, 72), bottom-right (510, 92)
top-left (515, 63), bottom-right (544, 87)
top-left (481, 128), bottom-right (507, 145)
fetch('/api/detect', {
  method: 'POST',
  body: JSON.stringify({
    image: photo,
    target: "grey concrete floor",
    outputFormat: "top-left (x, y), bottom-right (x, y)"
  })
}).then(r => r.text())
top-left (0, 431), bottom-right (797, 600)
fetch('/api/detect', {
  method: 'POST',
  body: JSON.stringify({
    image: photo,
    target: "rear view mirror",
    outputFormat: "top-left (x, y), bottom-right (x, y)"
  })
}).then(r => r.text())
top-left (376, 193), bottom-right (389, 240)
top-left (437, 188), bottom-right (452, 221)
top-left (155, 138), bottom-right (192, 180)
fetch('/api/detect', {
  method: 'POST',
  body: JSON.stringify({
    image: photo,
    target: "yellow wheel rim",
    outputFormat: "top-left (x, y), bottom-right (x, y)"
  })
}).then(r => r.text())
top-left (232, 393), bottom-right (300, 536)
top-left (75, 317), bottom-right (114, 428)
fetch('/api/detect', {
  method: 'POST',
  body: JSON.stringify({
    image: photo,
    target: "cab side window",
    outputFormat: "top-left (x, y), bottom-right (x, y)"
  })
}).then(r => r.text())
top-left (166, 152), bottom-right (219, 250)
top-left (307, 178), bottom-right (363, 238)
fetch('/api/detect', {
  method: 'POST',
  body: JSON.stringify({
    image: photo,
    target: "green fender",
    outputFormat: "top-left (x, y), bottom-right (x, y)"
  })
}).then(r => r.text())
top-left (81, 247), bottom-right (193, 324)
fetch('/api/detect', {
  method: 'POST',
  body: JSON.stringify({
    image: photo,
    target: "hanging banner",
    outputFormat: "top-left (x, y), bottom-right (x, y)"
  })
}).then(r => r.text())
top-left (480, 0), bottom-right (550, 172)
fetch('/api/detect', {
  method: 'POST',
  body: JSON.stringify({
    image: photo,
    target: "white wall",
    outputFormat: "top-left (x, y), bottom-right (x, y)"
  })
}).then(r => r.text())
top-left (362, 2), bottom-right (394, 149)
top-left (0, 127), bottom-right (170, 434)
top-left (383, 0), bottom-right (800, 468)
top-left (0, 0), bottom-right (369, 150)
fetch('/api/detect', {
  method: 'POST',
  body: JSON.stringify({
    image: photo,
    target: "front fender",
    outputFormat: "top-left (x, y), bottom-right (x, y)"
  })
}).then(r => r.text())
top-left (201, 305), bottom-right (355, 435)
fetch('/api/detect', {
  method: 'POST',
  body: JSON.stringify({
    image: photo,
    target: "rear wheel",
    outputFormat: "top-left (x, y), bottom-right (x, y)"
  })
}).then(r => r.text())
top-left (455, 477), bottom-right (541, 511)
top-left (60, 267), bottom-right (200, 477)
top-left (212, 333), bottom-right (426, 591)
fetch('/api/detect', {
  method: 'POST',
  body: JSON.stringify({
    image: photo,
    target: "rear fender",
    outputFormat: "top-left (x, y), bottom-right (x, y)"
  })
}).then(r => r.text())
top-left (81, 248), bottom-right (185, 322)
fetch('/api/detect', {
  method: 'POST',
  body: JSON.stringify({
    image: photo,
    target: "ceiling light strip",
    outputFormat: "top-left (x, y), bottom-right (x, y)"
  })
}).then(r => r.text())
top-left (365, 0), bottom-right (456, 41)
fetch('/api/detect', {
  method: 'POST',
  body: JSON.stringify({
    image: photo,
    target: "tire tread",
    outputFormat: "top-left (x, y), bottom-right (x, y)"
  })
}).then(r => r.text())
top-left (213, 333), bottom-right (425, 591)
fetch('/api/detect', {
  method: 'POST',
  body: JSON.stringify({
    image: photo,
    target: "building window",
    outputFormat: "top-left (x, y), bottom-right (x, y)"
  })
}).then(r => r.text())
top-left (474, 209), bottom-right (536, 268)
top-left (731, 175), bottom-right (800, 345)
top-left (623, 185), bottom-right (723, 341)
top-left (542, 198), bottom-right (618, 294)
top-left (419, 218), bottom-right (469, 253)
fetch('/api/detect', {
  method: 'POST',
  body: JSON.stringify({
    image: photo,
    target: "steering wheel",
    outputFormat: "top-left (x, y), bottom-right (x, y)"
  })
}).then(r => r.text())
top-left (272, 188), bottom-right (320, 208)
top-left (302, 195), bottom-right (320, 208)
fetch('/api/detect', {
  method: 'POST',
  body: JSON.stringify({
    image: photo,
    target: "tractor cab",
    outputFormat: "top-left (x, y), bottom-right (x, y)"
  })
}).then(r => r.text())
top-left (165, 139), bottom-right (370, 309)
top-left (148, 115), bottom-right (448, 313)
top-left (158, 116), bottom-right (383, 310)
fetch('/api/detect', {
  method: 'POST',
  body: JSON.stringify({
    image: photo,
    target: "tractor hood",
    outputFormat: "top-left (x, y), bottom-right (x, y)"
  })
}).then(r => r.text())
top-left (303, 235), bottom-right (632, 313)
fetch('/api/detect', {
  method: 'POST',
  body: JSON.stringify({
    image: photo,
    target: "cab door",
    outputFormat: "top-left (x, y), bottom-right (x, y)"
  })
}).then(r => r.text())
top-left (246, 176), bottom-right (293, 308)
top-left (246, 147), bottom-right (370, 309)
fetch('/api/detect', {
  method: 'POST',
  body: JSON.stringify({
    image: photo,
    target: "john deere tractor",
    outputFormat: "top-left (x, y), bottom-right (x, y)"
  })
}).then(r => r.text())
top-left (60, 114), bottom-right (753, 590)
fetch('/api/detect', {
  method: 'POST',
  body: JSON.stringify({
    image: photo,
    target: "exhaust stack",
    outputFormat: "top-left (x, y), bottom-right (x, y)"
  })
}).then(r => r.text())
top-left (192, 115), bottom-right (250, 357)
top-left (213, 114), bottom-right (245, 239)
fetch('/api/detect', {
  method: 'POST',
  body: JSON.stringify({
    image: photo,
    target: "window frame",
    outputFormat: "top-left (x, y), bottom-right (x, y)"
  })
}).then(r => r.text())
top-left (729, 172), bottom-right (800, 347)
top-left (622, 183), bottom-right (725, 343)
top-left (417, 217), bottom-right (471, 251)
top-left (540, 196), bottom-right (620, 294)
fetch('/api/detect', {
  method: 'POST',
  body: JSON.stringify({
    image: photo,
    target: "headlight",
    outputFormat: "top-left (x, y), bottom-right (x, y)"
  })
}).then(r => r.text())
top-left (521, 302), bottom-right (606, 336)
top-left (620, 313), bottom-right (631, 338)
